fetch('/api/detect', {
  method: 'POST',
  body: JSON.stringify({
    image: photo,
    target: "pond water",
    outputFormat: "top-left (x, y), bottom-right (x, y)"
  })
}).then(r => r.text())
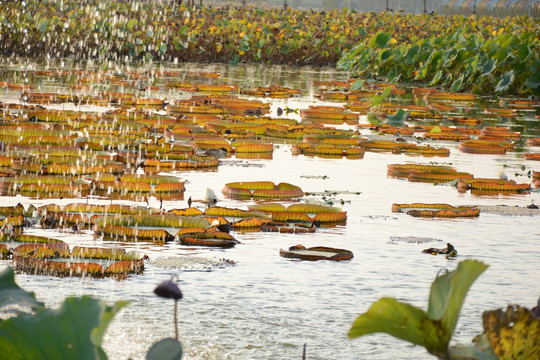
top-left (1, 59), bottom-right (539, 360)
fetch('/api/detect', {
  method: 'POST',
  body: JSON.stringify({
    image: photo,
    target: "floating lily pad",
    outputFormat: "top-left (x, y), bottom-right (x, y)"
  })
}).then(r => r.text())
top-left (392, 203), bottom-right (480, 218)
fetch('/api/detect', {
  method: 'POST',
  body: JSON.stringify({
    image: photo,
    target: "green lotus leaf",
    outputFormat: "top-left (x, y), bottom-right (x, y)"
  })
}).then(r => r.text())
top-left (0, 295), bottom-right (127, 360)
top-left (370, 87), bottom-right (392, 107)
top-left (0, 267), bottom-right (43, 311)
top-left (480, 58), bottom-right (497, 77)
top-left (495, 70), bottom-right (515, 93)
top-left (350, 79), bottom-right (364, 91)
top-left (525, 71), bottom-right (540, 93)
top-left (387, 109), bottom-right (407, 125)
top-left (38, 19), bottom-right (49, 34)
top-left (450, 74), bottom-right (464, 92)
top-left (349, 297), bottom-right (444, 352)
top-left (427, 260), bottom-right (488, 338)
top-left (127, 19), bottom-right (138, 31)
top-left (369, 32), bottom-right (391, 49)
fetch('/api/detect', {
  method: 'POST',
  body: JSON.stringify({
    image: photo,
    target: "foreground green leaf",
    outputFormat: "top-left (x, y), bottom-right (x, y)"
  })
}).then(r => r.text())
top-left (0, 267), bottom-right (43, 311)
top-left (0, 296), bottom-right (127, 360)
top-left (427, 260), bottom-right (488, 339)
top-left (348, 297), bottom-right (444, 352)
top-left (349, 260), bottom-right (488, 358)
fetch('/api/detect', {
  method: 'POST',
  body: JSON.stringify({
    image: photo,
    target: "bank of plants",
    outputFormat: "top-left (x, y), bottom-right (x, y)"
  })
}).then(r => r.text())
top-left (337, 26), bottom-right (540, 96)
top-left (0, 0), bottom-right (538, 85)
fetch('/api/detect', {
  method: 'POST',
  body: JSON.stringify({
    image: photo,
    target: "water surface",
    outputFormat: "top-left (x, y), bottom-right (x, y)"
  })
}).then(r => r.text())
top-left (1, 60), bottom-right (539, 360)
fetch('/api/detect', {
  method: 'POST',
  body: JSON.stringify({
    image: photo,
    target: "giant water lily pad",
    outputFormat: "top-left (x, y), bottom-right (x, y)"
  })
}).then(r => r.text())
top-left (12, 244), bottom-right (147, 279)
top-left (392, 203), bottom-right (480, 218)
top-left (222, 181), bottom-right (304, 199)
top-left (93, 214), bottom-right (211, 243)
top-left (249, 203), bottom-right (347, 223)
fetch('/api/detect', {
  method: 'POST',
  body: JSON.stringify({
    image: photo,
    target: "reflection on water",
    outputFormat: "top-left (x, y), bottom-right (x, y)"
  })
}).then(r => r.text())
top-left (0, 60), bottom-right (539, 360)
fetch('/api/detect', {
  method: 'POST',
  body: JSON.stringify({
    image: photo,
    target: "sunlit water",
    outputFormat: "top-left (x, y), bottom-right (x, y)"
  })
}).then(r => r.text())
top-left (1, 60), bottom-right (539, 360)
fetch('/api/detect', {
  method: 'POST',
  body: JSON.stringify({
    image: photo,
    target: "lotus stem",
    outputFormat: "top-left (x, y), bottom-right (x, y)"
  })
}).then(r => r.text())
top-left (174, 299), bottom-right (178, 341)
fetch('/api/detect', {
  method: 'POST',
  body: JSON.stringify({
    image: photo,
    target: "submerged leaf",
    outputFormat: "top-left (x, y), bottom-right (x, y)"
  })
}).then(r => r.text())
top-left (146, 338), bottom-right (183, 360)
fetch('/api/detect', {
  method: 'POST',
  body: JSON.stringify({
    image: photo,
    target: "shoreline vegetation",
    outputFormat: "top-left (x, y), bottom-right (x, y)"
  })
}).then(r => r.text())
top-left (0, 0), bottom-right (538, 95)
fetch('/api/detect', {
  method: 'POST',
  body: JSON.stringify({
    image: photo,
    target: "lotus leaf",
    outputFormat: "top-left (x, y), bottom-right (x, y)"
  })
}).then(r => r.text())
top-left (0, 267), bottom-right (43, 311)
top-left (0, 295), bottom-right (127, 359)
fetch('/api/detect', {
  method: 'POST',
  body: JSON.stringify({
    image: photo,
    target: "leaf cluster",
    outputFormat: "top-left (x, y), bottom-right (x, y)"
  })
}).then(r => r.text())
top-left (338, 23), bottom-right (540, 96)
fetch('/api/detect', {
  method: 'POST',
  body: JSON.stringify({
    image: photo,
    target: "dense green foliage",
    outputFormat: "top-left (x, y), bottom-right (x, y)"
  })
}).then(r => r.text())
top-left (338, 25), bottom-right (540, 96)
top-left (0, 1), bottom-right (536, 65)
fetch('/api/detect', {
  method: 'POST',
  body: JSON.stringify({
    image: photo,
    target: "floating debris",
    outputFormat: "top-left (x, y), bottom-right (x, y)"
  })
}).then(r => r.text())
top-left (388, 236), bottom-right (444, 244)
top-left (279, 244), bottom-right (353, 261)
top-left (422, 243), bottom-right (457, 258)
top-left (150, 256), bottom-right (237, 272)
